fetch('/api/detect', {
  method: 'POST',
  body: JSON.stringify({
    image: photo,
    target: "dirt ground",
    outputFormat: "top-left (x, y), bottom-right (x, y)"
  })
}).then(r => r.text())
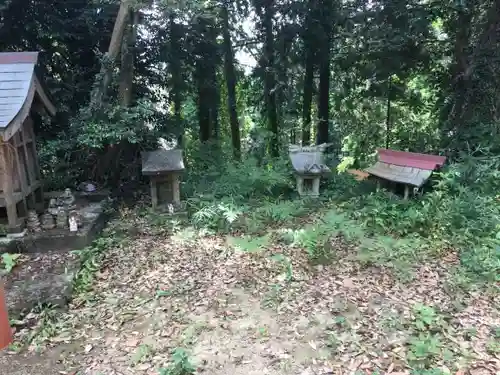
top-left (3, 216), bottom-right (500, 375)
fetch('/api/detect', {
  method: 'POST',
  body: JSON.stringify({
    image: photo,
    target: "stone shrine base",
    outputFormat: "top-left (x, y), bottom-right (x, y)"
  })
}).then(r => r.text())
top-left (0, 191), bottom-right (110, 315)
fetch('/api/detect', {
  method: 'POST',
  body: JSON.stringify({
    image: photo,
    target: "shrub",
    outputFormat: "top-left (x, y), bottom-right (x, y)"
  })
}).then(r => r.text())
top-left (184, 155), bottom-right (293, 200)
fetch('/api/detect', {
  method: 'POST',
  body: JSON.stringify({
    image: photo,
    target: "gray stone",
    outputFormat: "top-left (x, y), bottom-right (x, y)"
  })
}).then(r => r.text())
top-left (289, 144), bottom-right (331, 198)
top-left (41, 213), bottom-right (55, 230)
top-left (141, 149), bottom-right (185, 175)
top-left (0, 199), bottom-right (108, 254)
top-left (1, 197), bottom-right (110, 315)
top-left (4, 251), bottom-right (79, 314)
top-left (289, 144), bottom-right (331, 176)
top-left (142, 149), bottom-right (185, 210)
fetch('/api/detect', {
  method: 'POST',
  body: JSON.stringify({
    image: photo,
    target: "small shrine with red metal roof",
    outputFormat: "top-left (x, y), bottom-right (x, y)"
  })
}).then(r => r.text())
top-left (0, 52), bottom-right (56, 232)
top-left (365, 149), bottom-right (446, 198)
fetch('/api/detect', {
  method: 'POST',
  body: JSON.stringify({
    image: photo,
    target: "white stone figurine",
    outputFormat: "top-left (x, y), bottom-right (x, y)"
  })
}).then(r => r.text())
top-left (69, 212), bottom-right (78, 232)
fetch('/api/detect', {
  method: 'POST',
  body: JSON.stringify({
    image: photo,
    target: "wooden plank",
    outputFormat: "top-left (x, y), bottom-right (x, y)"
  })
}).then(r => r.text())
top-left (150, 179), bottom-right (158, 210)
top-left (12, 146), bottom-right (24, 192)
top-left (0, 143), bottom-right (18, 228)
top-left (21, 120), bottom-right (36, 184)
top-left (14, 141), bottom-right (31, 211)
top-left (25, 117), bottom-right (41, 180)
top-left (171, 174), bottom-right (181, 205)
top-left (34, 76), bottom-right (56, 116)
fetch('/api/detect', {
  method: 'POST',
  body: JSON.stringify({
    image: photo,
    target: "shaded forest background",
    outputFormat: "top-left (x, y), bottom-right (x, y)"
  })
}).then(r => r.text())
top-left (1, 0), bottom-right (500, 187)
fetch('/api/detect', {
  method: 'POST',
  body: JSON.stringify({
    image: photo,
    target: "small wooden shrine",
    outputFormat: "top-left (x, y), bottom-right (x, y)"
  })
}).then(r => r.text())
top-left (289, 144), bottom-right (331, 198)
top-left (0, 52), bottom-right (56, 232)
top-left (142, 149), bottom-right (185, 210)
top-left (365, 149), bottom-right (446, 199)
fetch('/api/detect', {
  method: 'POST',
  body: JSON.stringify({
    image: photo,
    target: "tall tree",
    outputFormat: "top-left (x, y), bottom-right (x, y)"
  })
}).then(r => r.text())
top-left (194, 16), bottom-right (219, 142)
top-left (119, 9), bottom-right (139, 106)
top-left (221, 5), bottom-right (241, 160)
top-left (301, 0), bottom-right (316, 145)
top-left (169, 13), bottom-right (184, 143)
top-left (256, 0), bottom-right (279, 156)
top-left (316, 0), bottom-right (333, 145)
top-left (94, 0), bottom-right (133, 106)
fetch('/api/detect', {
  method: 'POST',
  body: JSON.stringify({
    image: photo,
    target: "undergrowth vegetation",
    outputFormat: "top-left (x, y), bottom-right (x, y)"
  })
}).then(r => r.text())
top-left (183, 153), bottom-right (500, 289)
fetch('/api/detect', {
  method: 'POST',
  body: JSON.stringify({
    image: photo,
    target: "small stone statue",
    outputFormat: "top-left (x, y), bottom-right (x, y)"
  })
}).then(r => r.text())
top-left (27, 210), bottom-right (42, 233)
top-left (57, 188), bottom-right (76, 209)
top-left (48, 198), bottom-right (59, 216)
top-left (41, 212), bottom-right (55, 230)
top-left (56, 209), bottom-right (68, 229)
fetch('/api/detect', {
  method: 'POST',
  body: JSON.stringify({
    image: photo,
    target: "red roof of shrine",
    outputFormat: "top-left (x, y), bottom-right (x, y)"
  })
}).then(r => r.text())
top-left (364, 149), bottom-right (447, 188)
top-left (377, 149), bottom-right (446, 171)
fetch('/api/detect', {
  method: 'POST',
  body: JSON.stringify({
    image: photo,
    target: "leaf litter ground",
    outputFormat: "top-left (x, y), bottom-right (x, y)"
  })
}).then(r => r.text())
top-left (2, 211), bottom-right (499, 375)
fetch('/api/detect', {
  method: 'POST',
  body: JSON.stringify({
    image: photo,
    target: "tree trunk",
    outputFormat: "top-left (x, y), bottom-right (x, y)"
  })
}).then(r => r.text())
top-left (195, 17), bottom-right (218, 142)
top-left (262, 0), bottom-right (279, 156)
top-left (207, 19), bottom-right (219, 140)
top-left (316, 14), bottom-right (331, 145)
top-left (445, 4), bottom-right (473, 133)
top-left (447, 0), bottom-right (500, 149)
top-left (222, 5), bottom-right (241, 160)
top-left (385, 79), bottom-right (391, 149)
top-left (169, 14), bottom-right (183, 145)
top-left (197, 61), bottom-right (211, 142)
top-left (93, 0), bottom-right (132, 105)
top-left (301, 0), bottom-right (316, 145)
top-left (119, 9), bottom-right (138, 106)
top-left (302, 56), bottom-right (314, 145)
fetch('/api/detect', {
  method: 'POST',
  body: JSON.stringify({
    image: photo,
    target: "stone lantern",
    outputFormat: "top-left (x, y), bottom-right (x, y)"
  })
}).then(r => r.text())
top-left (289, 144), bottom-right (331, 198)
top-left (142, 149), bottom-right (185, 210)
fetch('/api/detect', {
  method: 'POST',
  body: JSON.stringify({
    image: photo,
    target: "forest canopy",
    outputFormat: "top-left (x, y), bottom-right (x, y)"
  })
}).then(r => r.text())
top-left (1, 0), bottom-right (500, 185)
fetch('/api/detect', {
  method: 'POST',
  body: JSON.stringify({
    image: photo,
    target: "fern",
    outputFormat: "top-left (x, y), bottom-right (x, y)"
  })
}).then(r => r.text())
top-left (190, 200), bottom-right (244, 232)
top-left (159, 348), bottom-right (195, 375)
top-left (228, 234), bottom-right (270, 253)
top-left (256, 200), bottom-right (307, 223)
top-left (1, 253), bottom-right (21, 273)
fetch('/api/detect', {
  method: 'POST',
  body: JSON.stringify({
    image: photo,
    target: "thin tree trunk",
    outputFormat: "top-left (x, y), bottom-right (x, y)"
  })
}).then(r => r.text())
top-left (119, 9), bottom-right (138, 106)
top-left (207, 20), bottom-right (219, 140)
top-left (316, 30), bottom-right (330, 144)
top-left (197, 62), bottom-right (211, 142)
top-left (222, 5), bottom-right (241, 160)
top-left (262, 0), bottom-right (279, 156)
top-left (169, 14), bottom-right (183, 145)
top-left (302, 59), bottom-right (314, 145)
top-left (445, 5), bottom-right (473, 132)
top-left (93, 0), bottom-right (132, 105)
top-left (195, 17), bottom-right (215, 142)
top-left (301, 0), bottom-right (316, 145)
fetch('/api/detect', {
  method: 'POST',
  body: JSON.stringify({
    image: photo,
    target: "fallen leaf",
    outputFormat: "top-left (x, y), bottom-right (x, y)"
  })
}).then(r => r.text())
top-left (342, 278), bottom-right (356, 288)
top-left (125, 339), bottom-right (139, 348)
top-left (387, 363), bottom-right (394, 373)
